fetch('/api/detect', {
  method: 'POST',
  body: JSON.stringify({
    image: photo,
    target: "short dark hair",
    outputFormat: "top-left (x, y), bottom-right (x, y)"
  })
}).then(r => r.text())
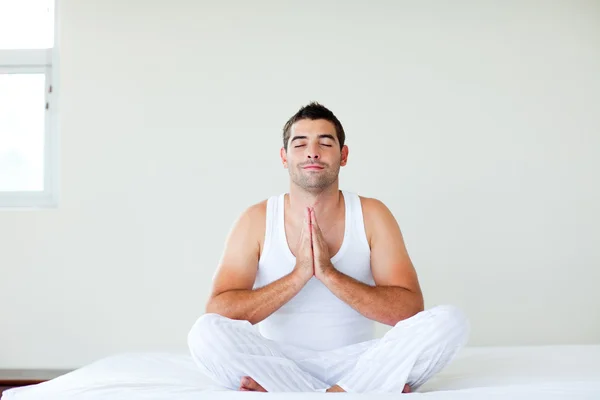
top-left (282, 102), bottom-right (346, 151)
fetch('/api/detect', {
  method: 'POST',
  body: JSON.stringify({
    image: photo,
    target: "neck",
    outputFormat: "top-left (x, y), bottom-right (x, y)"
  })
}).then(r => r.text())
top-left (287, 182), bottom-right (342, 219)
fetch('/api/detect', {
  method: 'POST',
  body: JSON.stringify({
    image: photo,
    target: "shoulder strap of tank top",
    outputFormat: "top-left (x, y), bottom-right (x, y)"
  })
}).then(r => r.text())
top-left (259, 195), bottom-right (279, 263)
top-left (344, 190), bottom-right (370, 250)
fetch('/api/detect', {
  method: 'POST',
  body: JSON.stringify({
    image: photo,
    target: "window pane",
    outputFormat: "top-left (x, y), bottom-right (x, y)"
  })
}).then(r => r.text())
top-left (0, 73), bottom-right (46, 191)
top-left (0, 0), bottom-right (54, 49)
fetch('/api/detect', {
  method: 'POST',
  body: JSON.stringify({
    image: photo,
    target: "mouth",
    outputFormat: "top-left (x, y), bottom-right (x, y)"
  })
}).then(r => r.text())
top-left (303, 166), bottom-right (324, 170)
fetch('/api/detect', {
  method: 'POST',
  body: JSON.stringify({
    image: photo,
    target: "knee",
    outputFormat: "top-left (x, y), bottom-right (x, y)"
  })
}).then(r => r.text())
top-left (187, 313), bottom-right (235, 356)
top-left (395, 305), bottom-right (470, 345)
top-left (427, 305), bottom-right (470, 344)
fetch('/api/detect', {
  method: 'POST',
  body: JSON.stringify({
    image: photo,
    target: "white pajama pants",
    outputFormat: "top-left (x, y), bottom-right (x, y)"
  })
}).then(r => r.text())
top-left (187, 305), bottom-right (469, 393)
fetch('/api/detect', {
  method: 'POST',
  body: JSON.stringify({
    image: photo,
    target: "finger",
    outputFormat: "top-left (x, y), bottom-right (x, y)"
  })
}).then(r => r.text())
top-left (309, 209), bottom-right (316, 240)
top-left (300, 208), bottom-right (309, 241)
top-left (308, 207), bottom-right (314, 246)
top-left (311, 208), bottom-right (319, 229)
top-left (310, 208), bottom-right (321, 237)
top-left (313, 211), bottom-right (327, 255)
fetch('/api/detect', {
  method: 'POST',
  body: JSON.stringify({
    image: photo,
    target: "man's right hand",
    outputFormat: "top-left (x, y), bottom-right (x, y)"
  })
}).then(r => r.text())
top-left (293, 207), bottom-right (315, 282)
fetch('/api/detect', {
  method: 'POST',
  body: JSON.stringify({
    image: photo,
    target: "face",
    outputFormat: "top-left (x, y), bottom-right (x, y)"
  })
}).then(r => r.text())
top-left (280, 119), bottom-right (349, 192)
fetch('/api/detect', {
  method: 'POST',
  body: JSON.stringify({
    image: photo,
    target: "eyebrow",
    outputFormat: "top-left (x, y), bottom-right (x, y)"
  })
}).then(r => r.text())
top-left (290, 134), bottom-right (336, 143)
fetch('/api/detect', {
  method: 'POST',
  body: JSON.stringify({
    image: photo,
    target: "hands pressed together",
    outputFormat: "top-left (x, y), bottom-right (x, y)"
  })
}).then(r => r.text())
top-left (294, 207), bottom-right (336, 282)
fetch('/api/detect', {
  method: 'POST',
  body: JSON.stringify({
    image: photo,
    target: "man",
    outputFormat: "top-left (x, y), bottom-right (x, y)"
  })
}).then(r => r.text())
top-left (188, 102), bottom-right (469, 393)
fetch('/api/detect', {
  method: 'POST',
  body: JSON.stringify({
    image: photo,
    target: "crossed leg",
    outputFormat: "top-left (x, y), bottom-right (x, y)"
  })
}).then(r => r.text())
top-left (237, 378), bottom-right (410, 393)
top-left (187, 305), bottom-right (469, 393)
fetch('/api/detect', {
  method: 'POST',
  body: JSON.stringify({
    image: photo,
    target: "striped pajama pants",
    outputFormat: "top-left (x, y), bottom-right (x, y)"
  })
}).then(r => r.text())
top-left (187, 305), bottom-right (469, 393)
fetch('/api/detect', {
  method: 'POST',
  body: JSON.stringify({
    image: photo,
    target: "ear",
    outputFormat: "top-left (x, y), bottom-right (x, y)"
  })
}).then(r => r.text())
top-left (280, 147), bottom-right (288, 168)
top-left (340, 145), bottom-right (349, 166)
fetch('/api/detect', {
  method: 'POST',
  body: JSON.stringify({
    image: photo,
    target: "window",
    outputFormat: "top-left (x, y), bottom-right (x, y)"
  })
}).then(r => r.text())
top-left (0, 0), bottom-right (58, 208)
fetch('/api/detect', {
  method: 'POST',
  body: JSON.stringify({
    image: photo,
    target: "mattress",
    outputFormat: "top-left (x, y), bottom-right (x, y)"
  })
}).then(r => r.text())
top-left (3, 345), bottom-right (600, 399)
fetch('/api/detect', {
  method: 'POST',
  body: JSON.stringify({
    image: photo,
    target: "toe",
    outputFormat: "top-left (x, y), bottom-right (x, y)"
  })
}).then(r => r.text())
top-left (246, 378), bottom-right (260, 391)
top-left (249, 377), bottom-right (267, 392)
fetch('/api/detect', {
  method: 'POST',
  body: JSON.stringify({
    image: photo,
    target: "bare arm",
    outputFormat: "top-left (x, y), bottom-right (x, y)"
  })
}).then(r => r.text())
top-left (321, 272), bottom-right (423, 326)
top-left (207, 272), bottom-right (309, 325)
top-left (315, 198), bottom-right (424, 326)
top-left (206, 203), bottom-right (313, 325)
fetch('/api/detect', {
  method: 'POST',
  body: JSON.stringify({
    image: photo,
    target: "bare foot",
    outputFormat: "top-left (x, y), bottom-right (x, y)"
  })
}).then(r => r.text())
top-left (403, 384), bottom-right (411, 393)
top-left (239, 376), bottom-right (267, 392)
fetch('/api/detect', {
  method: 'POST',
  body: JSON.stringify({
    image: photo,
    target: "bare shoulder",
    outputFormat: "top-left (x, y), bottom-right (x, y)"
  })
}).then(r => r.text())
top-left (241, 199), bottom-right (268, 225)
top-left (248, 199), bottom-right (268, 245)
top-left (232, 199), bottom-right (269, 250)
top-left (359, 196), bottom-right (394, 216)
top-left (358, 196), bottom-right (400, 246)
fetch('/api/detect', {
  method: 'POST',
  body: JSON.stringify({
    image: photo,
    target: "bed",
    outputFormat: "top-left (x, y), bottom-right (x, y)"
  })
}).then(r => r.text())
top-left (3, 345), bottom-right (599, 399)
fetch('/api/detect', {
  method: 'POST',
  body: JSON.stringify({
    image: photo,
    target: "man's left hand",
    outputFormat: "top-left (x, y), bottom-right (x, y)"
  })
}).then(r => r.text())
top-left (310, 208), bottom-right (335, 281)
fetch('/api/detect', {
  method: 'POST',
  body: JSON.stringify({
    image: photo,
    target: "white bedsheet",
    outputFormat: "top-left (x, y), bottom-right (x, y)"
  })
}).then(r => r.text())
top-left (3, 345), bottom-right (600, 399)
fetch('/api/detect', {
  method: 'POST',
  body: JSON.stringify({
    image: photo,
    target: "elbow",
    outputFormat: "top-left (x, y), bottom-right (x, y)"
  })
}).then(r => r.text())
top-left (407, 292), bottom-right (425, 318)
top-left (415, 293), bottom-right (425, 313)
top-left (205, 302), bottom-right (216, 315)
top-left (388, 292), bottom-right (424, 326)
top-left (409, 288), bottom-right (425, 314)
top-left (205, 295), bottom-right (227, 317)
top-left (205, 295), bottom-right (218, 314)
top-left (204, 296), bottom-right (256, 324)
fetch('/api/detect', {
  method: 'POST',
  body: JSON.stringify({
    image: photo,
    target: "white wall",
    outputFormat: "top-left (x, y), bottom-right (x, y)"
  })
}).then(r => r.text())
top-left (1, 0), bottom-right (599, 369)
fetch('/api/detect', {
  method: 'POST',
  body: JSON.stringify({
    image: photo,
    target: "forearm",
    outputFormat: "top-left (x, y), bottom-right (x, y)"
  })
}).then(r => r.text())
top-left (322, 268), bottom-right (424, 326)
top-left (206, 269), bottom-right (308, 325)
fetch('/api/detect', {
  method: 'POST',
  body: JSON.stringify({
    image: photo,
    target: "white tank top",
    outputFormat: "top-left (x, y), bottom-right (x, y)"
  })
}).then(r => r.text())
top-left (253, 190), bottom-right (375, 351)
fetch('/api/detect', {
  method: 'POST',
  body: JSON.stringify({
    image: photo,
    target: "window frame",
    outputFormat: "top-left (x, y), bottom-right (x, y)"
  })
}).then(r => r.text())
top-left (0, 0), bottom-right (59, 209)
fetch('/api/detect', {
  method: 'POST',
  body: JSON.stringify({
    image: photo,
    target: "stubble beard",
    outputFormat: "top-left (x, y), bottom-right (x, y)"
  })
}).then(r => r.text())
top-left (289, 162), bottom-right (340, 193)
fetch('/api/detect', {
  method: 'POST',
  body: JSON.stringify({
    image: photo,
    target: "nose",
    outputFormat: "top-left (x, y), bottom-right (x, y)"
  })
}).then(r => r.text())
top-left (306, 142), bottom-right (320, 160)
